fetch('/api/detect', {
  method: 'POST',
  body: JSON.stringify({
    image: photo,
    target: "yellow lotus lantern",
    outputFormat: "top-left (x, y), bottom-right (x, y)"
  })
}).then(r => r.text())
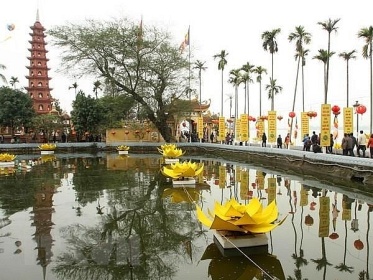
top-left (0, 153), bottom-right (16, 168)
top-left (117, 145), bottom-right (130, 154)
top-left (0, 153), bottom-right (17, 162)
top-left (38, 143), bottom-right (56, 154)
top-left (196, 197), bottom-right (286, 234)
top-left (158, 143), bottom-right (185, 164)
top-left (161, 161), bottom-right (204, 185)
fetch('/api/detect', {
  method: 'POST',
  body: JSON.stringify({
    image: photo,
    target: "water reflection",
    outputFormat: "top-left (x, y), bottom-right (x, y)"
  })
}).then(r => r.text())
top-left (0, 153), bottom-right (371, 280)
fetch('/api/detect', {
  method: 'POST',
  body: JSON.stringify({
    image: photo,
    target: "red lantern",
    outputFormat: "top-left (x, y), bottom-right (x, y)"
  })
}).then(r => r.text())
top-left (248, 115), bottom-right (253, 121)
top-left (307, 111), bottom-right (317, 118)
top-left (277, 115), bottom-right (283, 121)
top-left (251, 182), bottom-right (256, 188)
top-left (356, 105), bottom-right (367, 115)
top-left (354, 239), bottom-right (364, 250)
top-left (124, 130), bottom-right (129, 135)
top-left (289, 111), bottom-right (295, 118)
top-left (182, 122), bottom-right (186, 127)
top-left (252, 118), bottom-right (256, 122)
top-left (304, 214), bottom-right (314, 226)
top-left (331, 105), bottom-right (340, 115)
top-left (329, 232), bottom-right (339, 240)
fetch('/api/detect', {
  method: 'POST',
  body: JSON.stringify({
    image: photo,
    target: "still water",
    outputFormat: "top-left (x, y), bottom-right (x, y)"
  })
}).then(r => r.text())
top-left (0, 152), bottom-right (372, 280)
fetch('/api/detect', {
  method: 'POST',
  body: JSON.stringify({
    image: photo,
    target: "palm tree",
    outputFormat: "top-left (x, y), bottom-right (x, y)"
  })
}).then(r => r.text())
top-left (93, 80), bottom-right (102, 99)
top-left (241, 62), bottom-right (255, 116)
top-left (193, 60), bottom-right (207, 110)
top-left (213, 50), bottom-right (229, 117)
top-left (313, 49), bottom-right (335, 104)
top-left (9, 76), bottom-right (19, 89)
top-left (288, 26), bottom-right (311, 142)
top-left (288, 26), bottom-right (311, 113)
top-left (358, 26), bottom-right (373, 133)
top-left (300, 49), bottom-right (310, 112)
top-left (261, 28), bottom-right (281, 110)
top-left (317, 18), bottom-right (340, 100)
top-left (228, 68), bottom-right (243, 120)
top-left (0, 64), bottom-right (7, 84)
top-left (254, 66), bottom-right (267, 116)
top-left (339, 50), bottom-right (357, 107)
top-left (69, 82), bottom-right (78, 97)
top-left (265, 78), bottom-right (283, 108)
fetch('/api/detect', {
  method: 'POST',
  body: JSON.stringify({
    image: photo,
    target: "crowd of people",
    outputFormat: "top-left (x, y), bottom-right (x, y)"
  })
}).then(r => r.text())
top-left (264, 130), bottom-right (373, 158)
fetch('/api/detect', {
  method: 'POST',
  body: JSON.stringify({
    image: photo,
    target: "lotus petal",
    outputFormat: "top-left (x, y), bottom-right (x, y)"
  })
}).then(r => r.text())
top-left (196, 205), bottom-right (213, 228)
top-left (210, 215), bottom-right (246, 233)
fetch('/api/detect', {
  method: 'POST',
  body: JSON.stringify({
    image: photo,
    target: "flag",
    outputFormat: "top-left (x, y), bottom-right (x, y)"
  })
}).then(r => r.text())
top-left (179, 27), bottom-right (190, 53)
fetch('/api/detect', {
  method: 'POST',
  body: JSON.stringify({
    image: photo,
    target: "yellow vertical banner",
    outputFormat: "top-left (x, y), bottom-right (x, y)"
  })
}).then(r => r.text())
top-left (301, 112), bottom-right (309, 140)
top-left (267, 177), bottom-right (276, 203)
top-left (218, 165), bottom-right (226, 189)
top-left (300, 185), bottom-right (308, 206)
top-left (235, 118), bottom-right (241, 142)
top-left (318, 196), bottom-right (330, 237)
top-left (240, 114), bottom-right (249, 142)
top-left (256, 170), bottom-right (264, 189)
top-left (218, 117), bottom-right (225, 141)
top-left (343, 107), bottom-right (353, 134)
top-left (320, 104), bottom-right (331, 147)
top-left (235, 166), bottom-right (241, 182)
top-left (240, 170), bottom-right (249, 200)
top-left (257, 120), bottom-right (264, 139)
top-left (267, 111), bottom-right (277, 143)
top-left (197, 117), bottom-right (203, 139)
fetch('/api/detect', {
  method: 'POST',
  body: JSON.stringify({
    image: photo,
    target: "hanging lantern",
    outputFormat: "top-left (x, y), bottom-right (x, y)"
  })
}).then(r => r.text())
top-left (248, 115), bottom-right (253, 121)
top-left (354, 239), bottom-right (364, 250)
top-left (356, 105), bottom-right (367, 115)
top-left (307, 111), bottom-right (317, 118)
top-left (251, 182), bottom-right (256, 188)
top-left (331, 105), bottom-right (340, 115)
top-left (182, 122), bottom-right (187, 127)
top-left (277, 115), bottom-right (283, 121)
top-left (289, 111), bottom-right (295, 118)
top-left (252, 117), bottom-right (256, 122)
top-left (329, 232), bottom-right (339, 240)
top-left (124, 130), bottom-right (129, 135)
top-left (304, 214), bottom-right (314, 226)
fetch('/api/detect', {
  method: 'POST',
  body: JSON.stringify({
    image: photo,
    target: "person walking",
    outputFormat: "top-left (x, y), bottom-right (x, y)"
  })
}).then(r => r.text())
top-left (262, 133), bottom-right (267, 147)
top-left (284, 133), bottom-right (290, 149)
top-left (347, 133), bottom-right (354, 156)
top-left (341, 133), bottom-right (349, 156)
top-left (367, 134), bottom-right (373, 158)
top-left (350, 133), bottom-right (357, 156)
top-left (357, 130), bottom-right (367, 157)
top-left (277, 135), bottom-right (283, 148)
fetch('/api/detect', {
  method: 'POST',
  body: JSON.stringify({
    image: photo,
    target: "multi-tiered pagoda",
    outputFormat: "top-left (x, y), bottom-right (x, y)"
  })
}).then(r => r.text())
top-left (25, 10), bottom-right (53, 114)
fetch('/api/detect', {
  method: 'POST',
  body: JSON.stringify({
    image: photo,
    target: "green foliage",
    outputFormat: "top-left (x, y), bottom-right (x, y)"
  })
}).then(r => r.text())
top-left (99, 95), bottom-right (136, 128)
top-left (32, 113), bottom-right (63, 140)
top-left (71, 92), bottom-right (105, 135)
top-left (0, 86), bottom-right (36, 134)
top-left (48, 17), bottom-right (191, 142)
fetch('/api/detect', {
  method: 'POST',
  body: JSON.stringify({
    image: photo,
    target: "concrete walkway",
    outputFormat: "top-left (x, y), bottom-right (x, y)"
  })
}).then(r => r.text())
top-left (1, 141), bottom-right (373, 169)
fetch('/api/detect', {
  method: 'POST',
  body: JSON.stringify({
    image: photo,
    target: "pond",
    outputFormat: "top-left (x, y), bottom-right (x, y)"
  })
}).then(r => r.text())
top-left (0, 152), bottom-right (372, 280)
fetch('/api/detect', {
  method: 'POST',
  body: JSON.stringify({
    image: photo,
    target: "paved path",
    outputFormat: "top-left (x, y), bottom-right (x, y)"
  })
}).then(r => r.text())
top-left (1, 141), bottom-right (373, 169)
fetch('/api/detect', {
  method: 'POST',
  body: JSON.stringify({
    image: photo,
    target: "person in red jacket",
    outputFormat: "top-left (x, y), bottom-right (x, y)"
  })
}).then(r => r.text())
top-left (366, 134), bottom-right (373, 158)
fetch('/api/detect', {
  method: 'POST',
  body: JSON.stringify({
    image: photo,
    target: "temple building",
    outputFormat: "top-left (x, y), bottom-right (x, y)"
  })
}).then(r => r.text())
top-left (25, 10), bottom-right (53, 114)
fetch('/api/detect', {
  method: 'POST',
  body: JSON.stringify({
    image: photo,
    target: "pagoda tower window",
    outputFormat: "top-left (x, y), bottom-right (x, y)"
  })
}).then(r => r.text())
top-left (38, 105), bottom-right (43, 111)
top-left (37, 62), bottom-right (41, 66)
top-left (37, 52), bottom-right (41, 57)
top-left (37, 71), bottom-right (42, 76)
top-left (31, 82), bottom-right (34, 87)
top-left (38, 93), bottom-right (43, 98)
top-left (38, 82), bottom-right (42, 87)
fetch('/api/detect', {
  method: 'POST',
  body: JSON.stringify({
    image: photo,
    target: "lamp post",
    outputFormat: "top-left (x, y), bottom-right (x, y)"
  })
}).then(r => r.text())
top-left (353, 101), bottom-right (360, 136)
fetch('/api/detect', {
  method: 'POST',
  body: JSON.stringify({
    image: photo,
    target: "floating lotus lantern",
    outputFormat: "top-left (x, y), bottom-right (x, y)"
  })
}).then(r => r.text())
top-left (158, 144), bottom-right (185, 164)
top-left (161, 160), bottom-right (204, 185)
top-left (0, 153), bottom-right (16, 168)
top-left (196, 198), bottom-right (287, 250)
top-left (38, 143), bottom-right (56, 154)
top-left (116, 145), bottom-right (130, 155)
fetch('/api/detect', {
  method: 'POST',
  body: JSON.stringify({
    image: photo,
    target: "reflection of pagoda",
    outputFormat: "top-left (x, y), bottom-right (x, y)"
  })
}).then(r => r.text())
top-left (31, 182), bottom-right (55, 280)
top-left (25, 9), bottom-right (53, 114)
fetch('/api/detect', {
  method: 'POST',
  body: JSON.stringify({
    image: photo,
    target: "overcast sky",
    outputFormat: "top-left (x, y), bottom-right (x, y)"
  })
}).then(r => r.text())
top-left (1, 0), bottom-right (373, 131)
